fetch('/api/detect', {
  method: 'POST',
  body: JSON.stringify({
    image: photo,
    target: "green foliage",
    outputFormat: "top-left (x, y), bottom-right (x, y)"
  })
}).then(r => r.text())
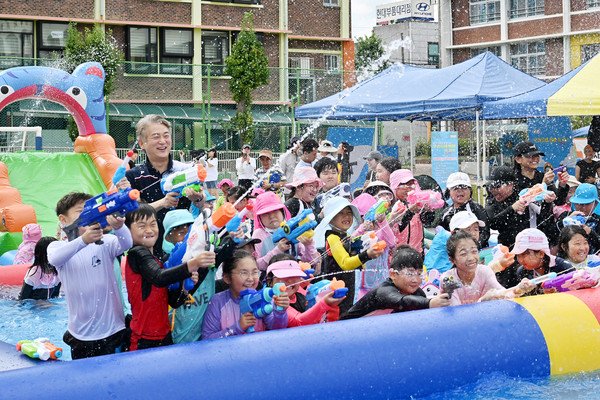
top-left (225, 13), bottom-right (269, 145)
top-left (62, 22), bottom-right (124, 141)
top-left (355, 32), bottom-right (390, 75)
top-left (571, 116), bottom-right (593, 130)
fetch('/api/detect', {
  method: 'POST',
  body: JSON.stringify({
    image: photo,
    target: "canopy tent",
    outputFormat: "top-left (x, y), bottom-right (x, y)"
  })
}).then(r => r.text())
top-left (295, 52), bottom-right (546, 121)
top-left (482, 53), bottom-right (600, 118)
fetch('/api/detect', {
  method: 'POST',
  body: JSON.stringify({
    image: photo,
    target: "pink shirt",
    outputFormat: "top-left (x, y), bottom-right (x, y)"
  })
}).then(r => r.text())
top-left (440, 264), bottom-right (504, 305)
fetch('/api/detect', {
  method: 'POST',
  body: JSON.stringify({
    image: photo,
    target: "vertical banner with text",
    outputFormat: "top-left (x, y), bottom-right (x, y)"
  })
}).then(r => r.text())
top-left (527, 117), bottom-right (574, 175)
top-left (431, 131), bottom-right (459, 191)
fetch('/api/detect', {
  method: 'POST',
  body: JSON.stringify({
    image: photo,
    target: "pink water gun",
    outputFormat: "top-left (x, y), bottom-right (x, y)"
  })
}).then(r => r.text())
top-left (518, 183), bottom-right (552, 207)
top-left (407, 190), bottom-right (445, 210)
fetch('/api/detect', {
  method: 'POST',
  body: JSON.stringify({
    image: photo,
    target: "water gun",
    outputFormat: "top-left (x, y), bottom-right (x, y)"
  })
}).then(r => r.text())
top-left (16, 338), bottom-right (62, 361)
top-left (239, 283), bottom-right (287, 333)
top-left (306, 278), bottom-right (348, 309)
top-left (161, 164), bottom-right (207, 198)
top-left (541, 264), bottom-right (600, 292)
top-left (553, 165), bottom-right (568, 183)
top-left (260, 171), bottom-right (281, 187)
top-left (111, 149), bottom-right (135, 189)
top-left (407, 190), bottom-right (445, 210)
top-left (224, 200), bottom-right (254, 242)
top-left (62, 188), bottom-right (140, 242)
top-left (299, 262), bottom-right (315, 279)
top-left (359, 231), bottom-right (387, 253)
top-left (518, 183), bottom-right (552, 206)
top-left (364, 199), bottom-right (389, 221)
top-left (489, 244), bottom-right (515, 273)
top-left (441, 275), bottom-right (462, 298)
top-left (562, 215), bottom-right (596, 230)
top-left (272, 209), bottom-right (317, 244)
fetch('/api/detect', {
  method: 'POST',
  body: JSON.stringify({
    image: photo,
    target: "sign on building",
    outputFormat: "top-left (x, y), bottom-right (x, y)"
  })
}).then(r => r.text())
top-left (376, 0), bottom-right (436, 25)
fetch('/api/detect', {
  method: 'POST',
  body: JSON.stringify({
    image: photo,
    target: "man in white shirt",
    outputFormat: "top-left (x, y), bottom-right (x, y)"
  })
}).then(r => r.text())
top-left (280, 136), bottom-right (301, 182)
top-left (236, 144), bottom-right (256, 190)
top-left (294, 138), bottom-right (319, 176)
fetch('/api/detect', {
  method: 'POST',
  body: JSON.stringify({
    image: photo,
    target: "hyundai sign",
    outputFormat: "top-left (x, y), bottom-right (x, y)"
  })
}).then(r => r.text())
top-left (376, 0), bottom-right (436, 25)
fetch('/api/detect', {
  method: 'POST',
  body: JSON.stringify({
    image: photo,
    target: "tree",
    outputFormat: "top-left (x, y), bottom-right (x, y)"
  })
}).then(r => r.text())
top-left (355, 32), bottom-right (390, 78)
top-left (224, 12), bottom-right (270, 146)
top-left (61, 22), bottom-right (124, 141)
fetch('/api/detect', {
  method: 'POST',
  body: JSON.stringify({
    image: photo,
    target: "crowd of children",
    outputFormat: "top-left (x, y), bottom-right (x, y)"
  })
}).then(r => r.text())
top-left (16, 135), bottom-right (600, 361)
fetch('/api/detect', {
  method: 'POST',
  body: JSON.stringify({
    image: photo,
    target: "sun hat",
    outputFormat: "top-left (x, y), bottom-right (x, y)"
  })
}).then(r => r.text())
top-left (204, 191), bottom-right (216, 202)
top-left (487, 166), bottom-right (515, 188)
top-left (313, 197), bottom-right (361, 249)
top-left (569, 183), bottom-right (599, 204)
top-left (351, 193), bottom-right (377, 215)
top-left (318, 140), bottom-right (336, 153)
top-left (285, 166), bottom-right (324, 189)
top-left (267, 259), bottom-right (305, 279)
top-left (218, 178), bottom-right (233, 189)
top-left (258, 149), bottom-right (273, 160)
top-left (511, 228), bottom-right (555, 266)
top-left (513, 141), bottom-right (545, 158)
top-left (390, 169), bottom-right (418, 192)
top-left (566, 176), bottom-right (581, 188)
top-left (449, 211), bottom-right (485, 232)
top-left (363, 151), bottom-right (383, 161)
top-left (253, 191), bottom-right (291, 229)
top-left (162, 209), bottom-right (195, 252)
top-left (446, 172), bottom-right (471, 190)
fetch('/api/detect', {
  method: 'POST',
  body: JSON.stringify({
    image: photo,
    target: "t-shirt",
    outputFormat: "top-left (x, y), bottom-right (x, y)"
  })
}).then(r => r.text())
top-left (204, 157), bottom-right (219, 182)
top-left (577, 159), bottom-right (600, 182)
top-left (440, 264), bottom-right (504, 305)
top-left (254, 167), bottom-right (287, 197)
top-left (236, 157), bottom-right (256, 180)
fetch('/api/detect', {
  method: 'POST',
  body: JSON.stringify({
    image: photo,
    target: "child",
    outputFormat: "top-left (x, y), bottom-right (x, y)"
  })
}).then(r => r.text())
top-left (440, 231), bottom-right (533, 305)
top-left (314, 197), bottom-right (384, 315)
top-left (314, 157), bottom-right (351, 219)
top-left (202, 250), bottom-right (289, 339)
top-left (284, 166), bottom-right (323, 218)
top-left (252, 191), bottom-right (320, 273)
top-left (215, 178), bottom-right (233, 211)
top-left (560, 183), bottom-right (600, 253)
top-left (557, 225), bottom-right (600, 269)
top-left (18, 237), bottom-right (61, 300)
top-left (125, 203), bottom-right (216, 351)
top-left (266, 254), bottom-right (344, 326)
top-left (14, 223), bottom-right (42, 264)
top-left (161, 209), bottom-right (195, 255)
top-left (47, 192), bottom-right (132, 360)
top-left (341, 245), bottom-right (450, 319)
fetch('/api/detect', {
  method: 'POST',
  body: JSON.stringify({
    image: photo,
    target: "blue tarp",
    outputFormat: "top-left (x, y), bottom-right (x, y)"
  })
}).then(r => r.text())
top-left (295, 52), bottom-right (547, 121)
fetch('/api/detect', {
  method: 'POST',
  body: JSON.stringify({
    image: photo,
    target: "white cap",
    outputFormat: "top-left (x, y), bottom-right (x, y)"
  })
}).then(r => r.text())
top-left (449, 211), bottom-right (485, 232)
top-left (447, 172), bottom-right (471, 190)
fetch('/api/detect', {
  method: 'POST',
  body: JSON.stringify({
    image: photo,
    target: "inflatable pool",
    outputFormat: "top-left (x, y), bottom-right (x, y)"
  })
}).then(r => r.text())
top-left (1, 287), bottom-right (599, 399)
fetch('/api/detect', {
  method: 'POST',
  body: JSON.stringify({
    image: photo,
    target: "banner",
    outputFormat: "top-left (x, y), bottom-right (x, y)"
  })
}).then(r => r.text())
top-left (376, 0), bottom-right (436, 25)
top-left (527, 117), bottom-right (575, 175)
top-left (431, 131), bottom-right (458, 191)
top-left (327, 127), bottom-right (374, 192)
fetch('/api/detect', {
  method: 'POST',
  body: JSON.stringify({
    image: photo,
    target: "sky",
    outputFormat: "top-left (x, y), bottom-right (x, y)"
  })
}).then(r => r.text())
top-left (352, 0), bottom-right (394, 39)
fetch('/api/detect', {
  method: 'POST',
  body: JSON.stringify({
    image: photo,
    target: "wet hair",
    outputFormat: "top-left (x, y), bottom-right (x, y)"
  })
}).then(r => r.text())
top-left (389, 245), bottom-right (423, 271)
top-left (125, 202), bottom-right (156, 228)
top-left (30, 236), bottom-right (58, 276)
top-left (301, 138), bottom-right (319, 154)
top-left (314, 157), bottom-right (338, 176)
top-left (222, 249), bottom-right (256, 276)
top-left (207, 148), bottom-right (217, 159)
top-left (136, 114), bottom-right (171, 142)
top-left (55, 192), bottom-right (93, 216)
top-left (227, 186), bottom-right (248, 203)
top-left (557, 225), bottom-right (589, 259)
top-left (379, 157), bottom-right (402, 174)
top-left (266, 253), bottom-right (298, 286)
top-left (446, 230), bottom-right (478, 259)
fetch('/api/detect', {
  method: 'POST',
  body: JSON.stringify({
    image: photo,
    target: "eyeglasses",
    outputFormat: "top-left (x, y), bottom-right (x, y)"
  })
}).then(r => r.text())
top-left (398, 183), bottom-right (416, 190)
top-left (232, 270), bottom-right (260, 279)
top-left (451, 185), bottom-right (470, 191)
top-left (377, 191), bottom-right (394, 200)
top-left (393, 269), bottom-right (424, 278)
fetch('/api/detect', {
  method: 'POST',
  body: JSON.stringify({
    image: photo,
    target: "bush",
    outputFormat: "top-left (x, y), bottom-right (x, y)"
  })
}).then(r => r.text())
top-left (415, 137), bottom-right (501, 158)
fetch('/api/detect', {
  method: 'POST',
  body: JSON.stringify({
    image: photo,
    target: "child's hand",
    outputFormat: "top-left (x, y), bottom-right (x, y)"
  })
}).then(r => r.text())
top-left (363, 220), bottom-right (376, 231)
top-left (408, 203), bottom-right (420, 213)
top-left (297, 236), bottom-right (313, 246)
top-left (239, 312), bottom-right (256, 331)
top-left (277, 238), bottom-right (292, 253)
top-left (375, 212), bottom-right (386, 224)
top-left (162, 192), bottom-right (179, 209)
top-left (323, 291), bottom-right (345, 307)
top-left (184, 186), bottom-right (204, 202)
top-left (191, 271), bottom-right (199, 284)
top-left (81, 223), bottom-right (103, 244)
top-left (189, 251), bottom-right (216, 272)
top-left (115, 177), bottom-right (131, 191)
top-left (274, 292), bottom-right (290, 310)
top-left (106, 214), bottom-right (125, 231)
top-left (542, 191), bottom-right (556, 204)
top-left (231, 226), bottom-right (245, 241)
top-left (366, 247), bottom-right (384, 259)
top-left (515, 278), bottom-right (535, 295)
top-left (429, 293), bottom-right (450, 308)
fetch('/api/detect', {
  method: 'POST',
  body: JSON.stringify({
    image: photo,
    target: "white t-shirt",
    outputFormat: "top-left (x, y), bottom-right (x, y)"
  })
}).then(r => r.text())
top-left (236, 156), bottom-right (256, 180)
top-left (205, 157), bottom-right (218, 182)
top-left (47, 226), bottom-right (132, 341)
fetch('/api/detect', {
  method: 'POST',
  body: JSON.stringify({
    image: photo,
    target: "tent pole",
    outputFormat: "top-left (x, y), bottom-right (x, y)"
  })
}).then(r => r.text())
top-left (482, 118), bottom-right (487, 182)
top-left (476, 111), bottom-right (481, 204)
top-left (410, 121), bottom-right (414, 173)
top-left (374, 117), bottom-right (379, 150)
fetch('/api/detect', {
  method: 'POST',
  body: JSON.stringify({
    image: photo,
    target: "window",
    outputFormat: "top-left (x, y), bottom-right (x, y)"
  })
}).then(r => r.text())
top-left (324, 54), bottom-right (340, 73)
top-left (160, 28), bottom-right (193, 75)
top-left (510, 41), bottom-right (545, 75)
top-left (201, 31), bottom-right (229, 75)
top-left (37, 22), bottom-right (68, 59)
top-left (588, 0), bottom-right (600, 8)
top-left (469, 0), bottom-right (501, 24)
top-left (428, 43), bottom-right (439, 66)
top-left (324, 0), bottom-right (339, 6)
top-left (126, 27), bottom-right (158, 73)
top-left (510, 0), bottom-right (545, 19)
top-left (289, 57), bottom-right (314, 78)
top-left (207, 0), bottom-right (261, 3)
top-left (470, 46), bottom-right (502, 57)
top-left (0, 20), bottom-right (33, 68)
top-left (582, 43), bottom-right (600, 63)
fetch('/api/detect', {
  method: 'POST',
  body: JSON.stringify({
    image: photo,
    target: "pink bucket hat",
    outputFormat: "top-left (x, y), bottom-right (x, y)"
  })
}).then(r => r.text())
top-left (267, 259), bottom-right (305, 278)
top-left (511, 228), bottom-right (556, 266)
top-left (285, 166), bottom-right (324, 189)
top-left (351, 193), bottom-right (377, 215)
top-left (253, 191), bottom-right (291, 229)
top-left (218, 178), bottom-right (233, 189)
top-left (390, 169), bottom-right (418, 192)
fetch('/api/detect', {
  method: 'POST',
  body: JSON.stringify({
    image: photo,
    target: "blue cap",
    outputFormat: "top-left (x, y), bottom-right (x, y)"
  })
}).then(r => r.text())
top-left (163, 209), bottom-right (195, 244)
top-left (205, 190), bottom-right (216, 202)
top-left (569, 183), bottom-right (599, 204)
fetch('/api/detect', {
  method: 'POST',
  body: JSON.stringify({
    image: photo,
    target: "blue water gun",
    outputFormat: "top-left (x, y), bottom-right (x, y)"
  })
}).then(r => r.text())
top-left (239, 283), bottom-right (286, 333)
top-left (111, 148), bottom-right (135, 189)
top-left (306, 278), bottom-right (348, 309)
top-left (161, 164), bottom-right (207, 198)
top-left (260, 171), bottom-right (281, 187)
top-left (224, 200), bottom-right (254, 243)
top-left (563, 215), bottom-right (597, 229)
top-left (364, 199), bottom-right (389, 221)
top-left (62, 188), bottom-right (140, 242)
top-left (272, 209), bottom-right (317, 244)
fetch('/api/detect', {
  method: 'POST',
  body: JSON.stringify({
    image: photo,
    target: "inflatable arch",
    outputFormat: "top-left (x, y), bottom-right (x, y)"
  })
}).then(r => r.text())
top-left (0, 63), bottom-right (122, 189)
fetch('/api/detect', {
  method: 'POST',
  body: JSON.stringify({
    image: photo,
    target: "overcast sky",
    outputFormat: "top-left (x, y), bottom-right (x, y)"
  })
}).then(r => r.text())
top-left (352, 0), bottom-right (393, 39)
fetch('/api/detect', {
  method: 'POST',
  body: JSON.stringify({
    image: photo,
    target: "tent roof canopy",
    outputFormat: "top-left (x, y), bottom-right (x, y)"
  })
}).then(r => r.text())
top-left (295, 52), bottom-right (547, 122)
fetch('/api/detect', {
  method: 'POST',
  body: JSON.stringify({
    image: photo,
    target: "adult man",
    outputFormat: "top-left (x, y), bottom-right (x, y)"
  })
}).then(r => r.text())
top-left (125, 114), bottom-right (204, 256)
top-left (236, 144), bottom-right (256, 190)
top-left (253, 149), bottom-right (287, 197)
top-left (294, 138), bottom-right (319, 175)
top-left (280, 136), bottom-right (301, 182)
